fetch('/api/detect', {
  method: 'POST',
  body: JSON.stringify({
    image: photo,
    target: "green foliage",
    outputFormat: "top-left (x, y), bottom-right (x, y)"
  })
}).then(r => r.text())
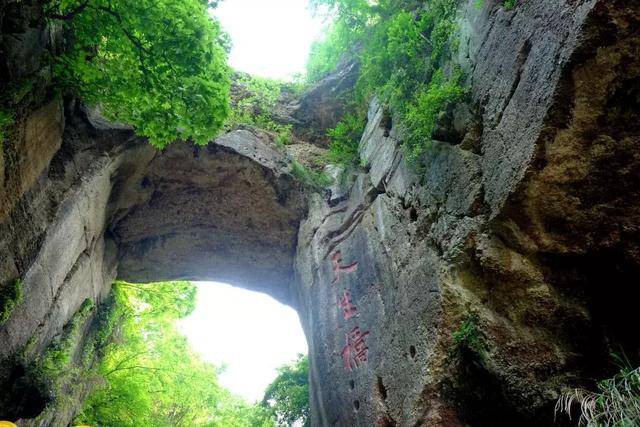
top-left (0, 279), bottom-right (23, 325)
top-left (262, 354), bottom-right (310, 427)
top-left (0, 109), bottom-right (14, 145)
top-left (307, 0), bottom-right (465, 164)
top-left (326, 112), bottom-right (366, 168)
top-left (50, 0), bottom-right (231, 148)
top-left (35, 298), bottom-right (95, 382)
top-left (402, 68), bottom-right (465, 163)
top-left (556, 357), bottom-right (640, 426)
top-left (290, 160), bottom-right (333, 191)
top-left (226, 74), bottom-right (293, 146)
top-left (76, 281), bottom-right (274, 426)
top-left (452, 313), bottom-right (486, 357)
top-left (502, 0), bottom-right (516, 10)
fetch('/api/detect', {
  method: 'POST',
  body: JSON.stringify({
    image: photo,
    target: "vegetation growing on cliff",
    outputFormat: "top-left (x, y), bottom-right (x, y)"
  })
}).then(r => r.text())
top-left (556, 359), bottom-right (640, 426)
top-left (262, 354), bottom-right (310, 426)
top-left (226, 74), bottom-right (294, 146)
top-left (0, 279), bottom-right (23, 326)
top-left (0, 109), bottom-right (13, 146)
top-left (34, 299), bottom-right (95, 383)
top-left (290, 160), bottom-right (333, 191)
top-left (502, 0), bottom-right (517, 10)
top-left (308, 0), bottom-right (465, 163)
top-left (452, 313), bottom-right (486, 358)
top-left (326, 113), bottom-right (366, 168)
top-left (75, 281), bottom-right (273, 426)
top-left (48, 0), bottom-right (231, 148)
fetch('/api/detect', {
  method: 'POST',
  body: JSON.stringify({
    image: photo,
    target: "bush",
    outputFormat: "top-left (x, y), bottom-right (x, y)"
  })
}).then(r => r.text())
top-left (503, 0), bottom-right (517, 10)
top-left (226, 74), bottom-right (293, 146)
top-left (36, 298), bottom-right (95, 382)
top-left (452, 313), bottom-right (486, 358)
top-left (402, 68), bottom-right (465, 163)
top-left (50, 0), bottom-right (231, 148)
top-left (326, 113), bottom-right (366, 168)
top-left (0, 109), bottom-right (14, 146)
top-left (290, 160), bottom-right (333, 191)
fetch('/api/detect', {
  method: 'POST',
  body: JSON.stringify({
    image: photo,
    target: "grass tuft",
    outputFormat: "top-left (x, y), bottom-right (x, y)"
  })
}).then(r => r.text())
top-left (556, 359), bottom-right (640, 426)
top-left (290, 160), bottom-right (333, 192)
top-left (502, 0), bottom-right (517, 10)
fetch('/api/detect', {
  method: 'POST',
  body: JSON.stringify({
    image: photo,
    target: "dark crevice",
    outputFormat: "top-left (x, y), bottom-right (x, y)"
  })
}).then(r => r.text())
top-left (380, 107), bottom-right (392, 137)
top-left (409, 207), bottom-right (418, 222)
top-left (377, 376), bottom-right (388, 400)
top-left (0, 362), bottom-right (48, 419)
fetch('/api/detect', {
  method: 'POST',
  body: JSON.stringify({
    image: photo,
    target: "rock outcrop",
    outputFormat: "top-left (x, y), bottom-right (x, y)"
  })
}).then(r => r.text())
top-left (1, 0), bottom-right (639, 425)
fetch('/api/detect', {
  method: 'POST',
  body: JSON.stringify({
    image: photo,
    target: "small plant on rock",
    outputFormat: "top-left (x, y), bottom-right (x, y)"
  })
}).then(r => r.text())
top-left (0, 109), bottom-right (14, 145)
top-left (290, 160), bottom-right (333, 192)
top-left (0, 279), bottom-right (23, 325)
top-left (452, 313), bottom-right (486, 358)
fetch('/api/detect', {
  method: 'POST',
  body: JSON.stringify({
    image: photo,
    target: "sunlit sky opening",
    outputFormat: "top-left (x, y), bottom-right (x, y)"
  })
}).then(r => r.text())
top-left (211, 0), bottom-right (326, 80)
top-left (178, 282), bottom-right (308, 402)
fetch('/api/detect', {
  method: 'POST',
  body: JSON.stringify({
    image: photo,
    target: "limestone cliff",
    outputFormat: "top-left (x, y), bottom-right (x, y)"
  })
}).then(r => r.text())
top-left (1, 0), bottom-right (639, 426)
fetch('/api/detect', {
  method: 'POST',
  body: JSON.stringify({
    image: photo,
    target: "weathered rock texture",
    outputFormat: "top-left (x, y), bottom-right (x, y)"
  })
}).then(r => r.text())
top-left (1, 0), bottom-right (639, 426)
top-left (296, 1), bottom-right (640, 425)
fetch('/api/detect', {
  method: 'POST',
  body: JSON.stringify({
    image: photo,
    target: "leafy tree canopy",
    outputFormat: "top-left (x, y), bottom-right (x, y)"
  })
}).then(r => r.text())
top-left (262, 354), bottom-right (310, 426)
top-left (75, 281), bottom-right (274, 426)
top-left (50, 0), bottom-right (231, 148)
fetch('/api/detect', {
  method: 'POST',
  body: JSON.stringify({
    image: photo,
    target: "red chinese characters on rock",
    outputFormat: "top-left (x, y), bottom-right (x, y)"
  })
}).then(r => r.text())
top-left (329, 249), bottom-right (371, 372)
top-left (341, 326), bottom-right (370, 372)
top-left (331, 250), bottom-right (358, 285)
top-left (338, 290), bottom-right (359, 320)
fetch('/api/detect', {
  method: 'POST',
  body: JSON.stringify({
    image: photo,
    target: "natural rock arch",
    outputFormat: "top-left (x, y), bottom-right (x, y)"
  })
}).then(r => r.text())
top-left (108, 129), bottom-right (307, 305)
top-left (0, 110), bottom-right (310, 421)
top-left (2, 0), bottom-right (640, 425)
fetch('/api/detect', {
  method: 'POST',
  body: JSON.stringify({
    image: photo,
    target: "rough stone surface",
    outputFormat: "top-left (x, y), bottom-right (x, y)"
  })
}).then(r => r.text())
top-left (1, 0), bottom-right (639, 426)
top-left (281, 58), bottom-right (360, 146)
top-left (294, 1), bottom-right (640, 426)
top-left (113, 128), bottom-right (307, 304)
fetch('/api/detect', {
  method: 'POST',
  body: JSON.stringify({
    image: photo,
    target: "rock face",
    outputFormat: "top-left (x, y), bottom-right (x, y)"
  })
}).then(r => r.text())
top-left (112, 128), bottom-right (307, 304)
top-left (0, 99), bottom-right (306, 423)
top-left (1, 0), bottom-right (639, 426)
top-left (295, 2), bottom-right (640, 425)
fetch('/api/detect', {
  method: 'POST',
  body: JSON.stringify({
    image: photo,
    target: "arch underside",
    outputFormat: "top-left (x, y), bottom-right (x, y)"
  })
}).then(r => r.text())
top-left (110, 129), bottom-right (307, 305)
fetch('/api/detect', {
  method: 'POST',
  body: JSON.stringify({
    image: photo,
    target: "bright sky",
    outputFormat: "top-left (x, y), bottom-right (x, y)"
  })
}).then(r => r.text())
top-left (211, 0), bottom-right (325, 80)
top-left (178, 282), bottom-right (308, 402)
